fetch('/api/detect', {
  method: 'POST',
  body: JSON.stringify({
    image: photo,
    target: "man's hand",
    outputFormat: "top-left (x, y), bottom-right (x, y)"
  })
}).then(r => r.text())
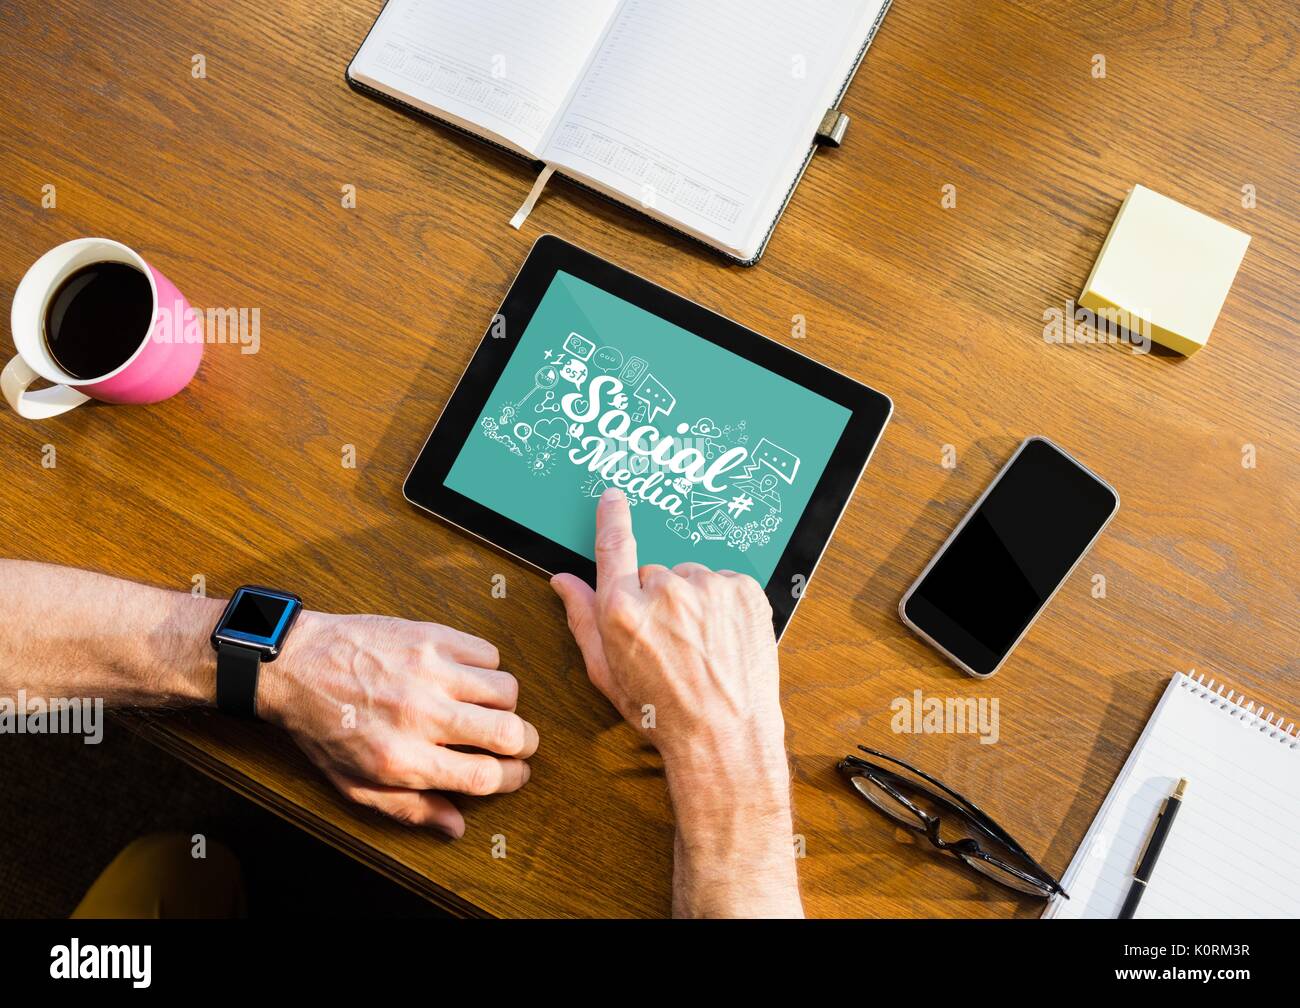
top-left (550, 491), bottom-right (784, 768)
top-left (0, 559), bottom-right (537, 841)
top-left (261, 611), bottom-right (538, 838)
top-left (550, 488), bottom-right (802, 917)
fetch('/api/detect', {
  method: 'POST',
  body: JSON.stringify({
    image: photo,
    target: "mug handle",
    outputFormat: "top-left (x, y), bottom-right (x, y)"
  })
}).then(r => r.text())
top-left (2, 355), bottom-right (91, 419)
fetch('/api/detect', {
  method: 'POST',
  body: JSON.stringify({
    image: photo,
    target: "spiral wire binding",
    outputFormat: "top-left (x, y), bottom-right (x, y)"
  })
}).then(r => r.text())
top-left (1183, 670), bottom-right (1299, 749)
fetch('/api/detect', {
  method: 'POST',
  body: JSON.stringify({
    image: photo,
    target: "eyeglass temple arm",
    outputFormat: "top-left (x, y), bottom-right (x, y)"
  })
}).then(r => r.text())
top-left (853, 747), bottom-right (1061, 885)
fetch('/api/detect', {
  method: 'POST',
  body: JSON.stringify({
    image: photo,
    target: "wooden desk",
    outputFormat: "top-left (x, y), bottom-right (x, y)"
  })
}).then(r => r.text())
top-left (1, 1), bottom-right (1295, 918)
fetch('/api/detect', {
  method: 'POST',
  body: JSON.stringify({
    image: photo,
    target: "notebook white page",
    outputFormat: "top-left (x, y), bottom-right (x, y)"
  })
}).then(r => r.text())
top-left (542, 0), bottom-right (887, 259)
top-left (1047, 672), bottom-right (1300, 919)
top-left (348, 0), bottom-right (620, 157)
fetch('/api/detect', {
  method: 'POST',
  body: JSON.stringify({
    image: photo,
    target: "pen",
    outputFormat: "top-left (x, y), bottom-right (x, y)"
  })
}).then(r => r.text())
top-left (1118, 777), bottom-right (1187, 919)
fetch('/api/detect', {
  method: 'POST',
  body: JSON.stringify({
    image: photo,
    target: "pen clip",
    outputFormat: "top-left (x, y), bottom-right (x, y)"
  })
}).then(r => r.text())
top-left (1132, 798), bottom-right (1168, 876)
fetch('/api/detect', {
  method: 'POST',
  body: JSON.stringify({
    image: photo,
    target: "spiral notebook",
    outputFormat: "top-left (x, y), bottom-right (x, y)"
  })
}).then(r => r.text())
top-left (1046, 672), bottom-right (1300, 919)
top-left (346, 0), bottom-right (893, 265)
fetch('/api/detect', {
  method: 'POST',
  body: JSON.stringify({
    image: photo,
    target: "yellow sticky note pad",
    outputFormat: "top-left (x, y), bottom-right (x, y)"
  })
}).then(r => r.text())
top-left (1079, 185), bottom-right (1250, 355)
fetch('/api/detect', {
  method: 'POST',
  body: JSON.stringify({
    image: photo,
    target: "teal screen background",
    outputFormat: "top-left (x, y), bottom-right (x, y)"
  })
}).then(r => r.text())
top-left (444, 271), bottom-right (852, 584)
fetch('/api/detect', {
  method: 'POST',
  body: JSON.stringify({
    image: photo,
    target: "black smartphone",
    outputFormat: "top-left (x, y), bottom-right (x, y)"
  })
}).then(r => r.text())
top-left (899, 437), bottom-right (1119, 678)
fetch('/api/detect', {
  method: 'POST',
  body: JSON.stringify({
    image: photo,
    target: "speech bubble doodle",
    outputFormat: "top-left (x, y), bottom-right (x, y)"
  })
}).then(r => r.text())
top-left (592, 346), bottom-right (623, 373)
top-left (634, 373), bottom-right (675, 423)
top-left (559, 357), bottom-right (589, 386)
top-left (562, 332), bottom-right (595, 361)
top-left (752, 437), bottom-right (801, 485)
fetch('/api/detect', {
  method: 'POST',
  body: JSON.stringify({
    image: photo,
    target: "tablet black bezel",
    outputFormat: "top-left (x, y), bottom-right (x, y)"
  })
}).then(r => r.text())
top-left (404, 235), bottom-right (892, 639)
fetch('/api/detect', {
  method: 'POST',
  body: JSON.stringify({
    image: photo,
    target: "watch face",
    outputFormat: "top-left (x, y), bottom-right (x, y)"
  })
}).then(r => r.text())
top-left (214, 587), bottom-right (301, 655)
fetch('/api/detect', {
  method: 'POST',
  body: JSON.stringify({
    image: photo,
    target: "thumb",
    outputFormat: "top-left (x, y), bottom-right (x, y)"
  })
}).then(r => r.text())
top-left (550, 573), bottom-right (610, 686)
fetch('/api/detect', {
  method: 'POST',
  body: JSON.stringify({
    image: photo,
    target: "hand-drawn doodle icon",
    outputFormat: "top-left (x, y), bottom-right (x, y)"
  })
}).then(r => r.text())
top-left (592, 346), bottom-right (623, 373)
top-left (738, 472), bottom-right (782, 512)
top-left (751, 437), bottom-right (801, 484)
top-left (619, 356), bottom-right (648, 385)
top-left (559, 357), bottom-right (589, 387)
top-left (666, 515), bottom-right (692, 539)
top-left (697, 510), bottom-right (736, 541)
top-left (563, 332), bottom-right (595, 361)
top-left (516, 366), bottom-right (558, 410)
top-left (690, 418), bottom-right (721, 438)
top-left (689, 492), bottom-right (727, 521)
top-left (634, 373), bottom-right (675, 422)
top-left (534, 417), bottom-right (572, 447)
top-left (727, 493), bottom-right (755, 517)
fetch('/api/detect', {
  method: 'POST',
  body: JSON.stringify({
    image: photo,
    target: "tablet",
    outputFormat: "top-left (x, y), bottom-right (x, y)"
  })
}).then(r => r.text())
top-left (404, 236), bottom-right (892, 638)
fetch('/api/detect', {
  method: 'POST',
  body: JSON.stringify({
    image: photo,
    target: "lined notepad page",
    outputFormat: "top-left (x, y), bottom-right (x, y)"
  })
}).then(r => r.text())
top-left (349, 0), bottom-right (619, 156)
top-left (1048, 673), bottom-right (1300, 919)
top-left (542, 0), bottom-right (887, 258)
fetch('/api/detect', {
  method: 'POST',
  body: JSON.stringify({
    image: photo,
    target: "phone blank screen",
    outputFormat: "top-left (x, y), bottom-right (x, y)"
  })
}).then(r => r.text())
top-left (905, 439), bottom-right (1117, 675)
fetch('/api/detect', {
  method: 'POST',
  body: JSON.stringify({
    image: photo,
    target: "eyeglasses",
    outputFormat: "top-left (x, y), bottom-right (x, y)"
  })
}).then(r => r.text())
top-left (836, 746), bottom-right (1068, 899)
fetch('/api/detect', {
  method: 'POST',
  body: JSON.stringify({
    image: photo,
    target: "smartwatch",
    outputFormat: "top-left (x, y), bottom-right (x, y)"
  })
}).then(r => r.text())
top-left (210, 585), bottom-right (303, 720)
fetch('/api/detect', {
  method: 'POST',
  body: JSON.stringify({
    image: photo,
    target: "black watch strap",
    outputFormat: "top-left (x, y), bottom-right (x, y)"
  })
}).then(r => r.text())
top-left (216, 641), bottom-right (263, 720)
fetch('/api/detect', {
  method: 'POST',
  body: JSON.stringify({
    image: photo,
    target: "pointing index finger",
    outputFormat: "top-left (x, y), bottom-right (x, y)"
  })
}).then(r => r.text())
top-left (594, 488), bottom-right (641, 600)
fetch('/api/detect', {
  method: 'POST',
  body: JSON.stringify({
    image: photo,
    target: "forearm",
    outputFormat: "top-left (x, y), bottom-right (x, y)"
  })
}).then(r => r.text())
top-left (0, 560), bottom-right (222, 707)
top-left (664, 745), bottom-right (804, 918)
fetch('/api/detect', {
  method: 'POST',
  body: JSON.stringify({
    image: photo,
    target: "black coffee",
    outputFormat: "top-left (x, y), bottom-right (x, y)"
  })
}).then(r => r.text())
top-left (43, 261), bottom-right (153, 379)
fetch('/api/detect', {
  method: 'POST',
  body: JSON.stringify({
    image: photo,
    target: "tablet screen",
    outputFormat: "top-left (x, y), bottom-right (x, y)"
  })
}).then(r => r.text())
top-left (444, 270), bottom-right (852, 584)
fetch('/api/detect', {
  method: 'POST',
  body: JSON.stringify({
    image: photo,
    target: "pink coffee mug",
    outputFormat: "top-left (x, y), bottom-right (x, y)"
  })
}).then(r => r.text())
top-left (4, 238), bottom-right (203, 419)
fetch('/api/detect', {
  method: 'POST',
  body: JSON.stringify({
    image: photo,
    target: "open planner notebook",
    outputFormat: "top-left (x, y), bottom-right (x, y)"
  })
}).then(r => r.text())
top-left (1046, 672), bottom-right (1300, 919)
top-left (347, 0), bottom-right (893, 264)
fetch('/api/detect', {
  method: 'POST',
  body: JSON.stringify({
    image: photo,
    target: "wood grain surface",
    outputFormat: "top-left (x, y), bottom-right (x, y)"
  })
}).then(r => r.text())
top-left (1, 1), bottom-right (1296, 918)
